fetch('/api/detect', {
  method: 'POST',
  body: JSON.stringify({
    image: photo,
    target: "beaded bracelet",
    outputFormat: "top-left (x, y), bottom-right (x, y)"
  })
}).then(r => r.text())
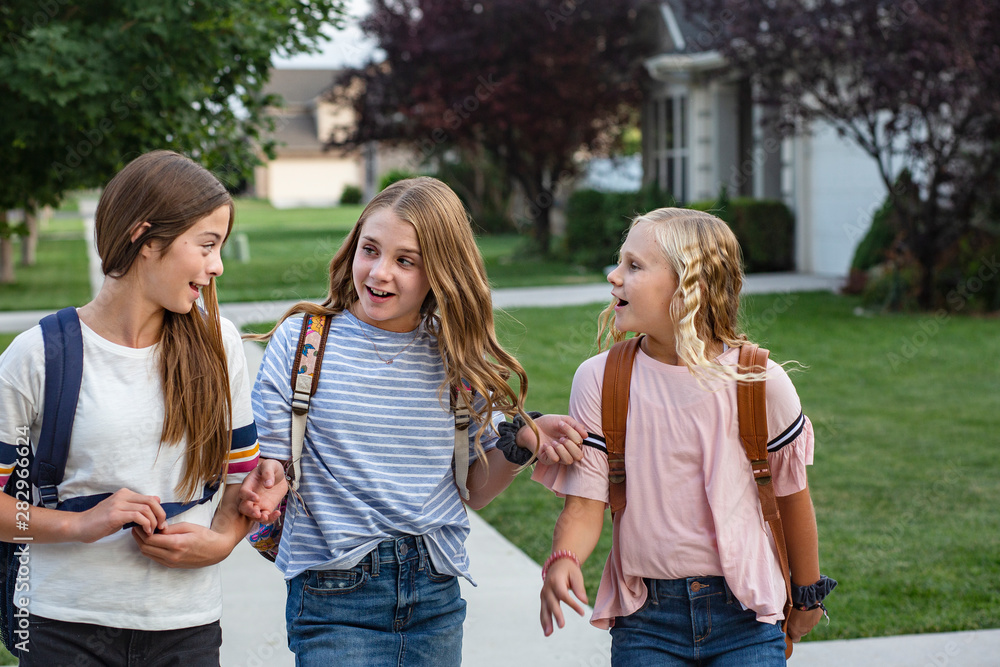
top-left (541, 549), bottom-right (580, 581)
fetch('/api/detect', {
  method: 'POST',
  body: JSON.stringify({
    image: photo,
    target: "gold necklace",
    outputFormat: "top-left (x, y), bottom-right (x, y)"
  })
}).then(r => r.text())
top-left (354, 319), bottom-right (420, 365)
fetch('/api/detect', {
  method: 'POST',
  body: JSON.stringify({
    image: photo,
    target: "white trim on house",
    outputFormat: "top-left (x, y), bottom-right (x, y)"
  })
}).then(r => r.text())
top-left (659, 3), bottom-right (687, 52)
top-left (644, 51), bottom-right (727, 78)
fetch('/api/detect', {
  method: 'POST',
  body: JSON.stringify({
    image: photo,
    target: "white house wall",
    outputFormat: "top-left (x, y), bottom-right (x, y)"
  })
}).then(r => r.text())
top-left (691, 84), bottom-right (715, 201)
top-left (797, 120), bottom-right (887, 276)
top-left (265, 157), bottom-right (362, 209)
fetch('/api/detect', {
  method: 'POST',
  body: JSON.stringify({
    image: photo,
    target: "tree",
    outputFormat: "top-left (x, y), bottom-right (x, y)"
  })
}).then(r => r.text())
top-left (688, 0), bottom-right (1000, 308)
top-left (331, 0), bottom-right (647, 253)
top-left (0, 0), bottom-right (347, 283)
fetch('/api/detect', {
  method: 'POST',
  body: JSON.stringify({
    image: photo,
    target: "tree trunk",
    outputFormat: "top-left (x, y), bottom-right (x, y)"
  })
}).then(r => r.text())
top-left (20, 207), bottom-right (38, 267)
top-left (518, 175), bottom-right (553, 256)
top-left (0, 242), bottom-right (14, 284)
top-left (915, 244), bottom-right (937, 310)
top-left (0, 211), bottom-right (14, 284)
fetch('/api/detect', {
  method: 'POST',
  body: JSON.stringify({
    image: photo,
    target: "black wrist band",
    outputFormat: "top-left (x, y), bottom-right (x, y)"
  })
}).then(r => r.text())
top-left (495, 411), bottom-right (543, 465)
top-left (791, 574), bottom-right (837, 611)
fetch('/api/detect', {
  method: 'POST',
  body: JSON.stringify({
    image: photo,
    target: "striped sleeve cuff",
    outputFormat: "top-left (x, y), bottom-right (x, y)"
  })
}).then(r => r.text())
top-left (227, 423), bottom-right (260, 475)
top-left (767, 412), bottom-right (805, 453)
top-left (0, 441), bottom-right (16, 488)
top-left (0, 463), bottom-right (13, 488)
top-left (583, 432), bottom-right (608, 455)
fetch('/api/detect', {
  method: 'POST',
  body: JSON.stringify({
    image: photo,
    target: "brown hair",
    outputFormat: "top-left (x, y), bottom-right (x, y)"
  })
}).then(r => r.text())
top-left (96, 150), bottom-right (234, 499)
top-left (598, 207), bottom-right (767, 382)
top-left (250, 177), bottom-right (534, 459)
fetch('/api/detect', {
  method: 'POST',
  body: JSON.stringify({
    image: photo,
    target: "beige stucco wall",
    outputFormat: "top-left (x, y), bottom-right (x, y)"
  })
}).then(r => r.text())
top-left (264, 157), bottom-right (362, 209)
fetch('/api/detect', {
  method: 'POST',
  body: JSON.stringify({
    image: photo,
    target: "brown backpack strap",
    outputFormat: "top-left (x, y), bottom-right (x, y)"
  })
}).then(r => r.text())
top-left (738, 344), bottom-right (794, 654)
top-left (602, 336), bottom-right (642, 518)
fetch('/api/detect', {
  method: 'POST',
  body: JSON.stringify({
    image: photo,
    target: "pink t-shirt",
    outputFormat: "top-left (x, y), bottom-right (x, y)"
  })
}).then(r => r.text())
top-left (533, 346), bottom-right (814, 628)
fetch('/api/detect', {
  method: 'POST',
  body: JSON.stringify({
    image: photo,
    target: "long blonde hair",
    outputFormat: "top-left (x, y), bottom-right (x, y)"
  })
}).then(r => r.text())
top-left (96, 150), bottom-right (234, 499)
top-left (250, 177), bottom-right (534, 457)
top-left (598, 207), bottom-right (766, 382)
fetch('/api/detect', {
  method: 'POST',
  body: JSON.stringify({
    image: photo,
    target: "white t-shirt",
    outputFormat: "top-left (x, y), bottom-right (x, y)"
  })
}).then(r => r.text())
top-left (0, 315), bottom-right (258, 630)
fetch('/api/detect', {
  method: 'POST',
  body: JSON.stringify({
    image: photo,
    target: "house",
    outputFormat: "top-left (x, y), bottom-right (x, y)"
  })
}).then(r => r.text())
top-left (253, 69), bottom-right (412, 208)
top-left (640, 1), bottom-right (887, 276)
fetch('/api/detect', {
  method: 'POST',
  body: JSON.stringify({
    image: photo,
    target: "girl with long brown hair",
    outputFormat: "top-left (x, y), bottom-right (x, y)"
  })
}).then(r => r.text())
top-left (240, 177), bottom-right (585, 666)
top-left (536, 208), bottom-right (835, 665)
top-left (0, 150), bottom-right (261, 665)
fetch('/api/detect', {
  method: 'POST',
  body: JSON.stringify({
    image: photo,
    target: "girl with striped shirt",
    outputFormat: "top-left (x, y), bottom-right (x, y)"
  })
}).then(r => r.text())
top-left (241, 177), bottom-right (585, 666)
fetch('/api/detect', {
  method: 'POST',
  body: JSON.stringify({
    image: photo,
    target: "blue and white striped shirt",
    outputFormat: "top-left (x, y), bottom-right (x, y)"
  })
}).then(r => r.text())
top-left (252, 311), bottom-right (500, 582)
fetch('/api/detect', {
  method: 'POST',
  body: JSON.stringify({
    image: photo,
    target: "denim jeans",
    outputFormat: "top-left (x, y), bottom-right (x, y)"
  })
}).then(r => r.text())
top-left (610, 576), bottom-right (787, 666)
top-left (286, 535), bottom-right (466, 667)
top-left (18, 615), bottom-right (221, 667)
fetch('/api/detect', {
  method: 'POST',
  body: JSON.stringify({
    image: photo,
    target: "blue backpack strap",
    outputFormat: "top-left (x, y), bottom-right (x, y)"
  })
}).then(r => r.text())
top-left (56, 481), bottom-right (220, 527)
top-left (35, 307), bottom-right (84, 508)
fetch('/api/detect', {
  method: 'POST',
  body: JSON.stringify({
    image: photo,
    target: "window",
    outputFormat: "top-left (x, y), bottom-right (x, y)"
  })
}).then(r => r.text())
top-left (650, 93), bottom-right (688, 202)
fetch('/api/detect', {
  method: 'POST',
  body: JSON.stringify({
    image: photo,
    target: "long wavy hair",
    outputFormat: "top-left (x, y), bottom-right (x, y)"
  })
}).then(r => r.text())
top-left (250, 177), bottom-right (535, 461)
top-left (96, 150), bottom-right (234, 499)
top-left (598, 207), bottom-right (767, 382)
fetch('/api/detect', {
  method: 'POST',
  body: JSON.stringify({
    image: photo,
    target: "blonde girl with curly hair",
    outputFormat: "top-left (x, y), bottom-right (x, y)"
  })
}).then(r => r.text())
top-left (535, 208), bottom-right (834, 666)
top-left (239, 177), bottom-right (586, 667)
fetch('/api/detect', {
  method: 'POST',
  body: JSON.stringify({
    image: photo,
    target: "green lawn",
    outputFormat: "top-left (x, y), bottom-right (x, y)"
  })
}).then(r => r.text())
top-left (220, 199), bottom-right (604, 301)
top-left (0, 200), bottom-right (603, 311)
top-left (0, 235), bottom-right (90, 311)
top-left (479, 292), bottom-right (1000, 641)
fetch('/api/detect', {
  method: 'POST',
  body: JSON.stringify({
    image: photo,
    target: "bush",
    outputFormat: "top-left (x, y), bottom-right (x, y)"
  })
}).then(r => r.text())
top-left (690, 192), bottom-right (795, 273)
top-left (379, 168), bottom-right (419, 192)
top-left (936, 231), bottom-right (1000, 312)
top-left (564, 184), bottom-right (674, 270)
top-left (340, 184), bottom-right (362, 205)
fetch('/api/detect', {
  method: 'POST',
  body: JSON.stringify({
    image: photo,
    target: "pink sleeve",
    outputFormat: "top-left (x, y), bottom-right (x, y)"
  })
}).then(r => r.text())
top-left (530, 353), bottom-right (610, 504)
top-left (770, 416), bottom-right (815, 496)
top-left (531, 443), bottom-right (610, 504)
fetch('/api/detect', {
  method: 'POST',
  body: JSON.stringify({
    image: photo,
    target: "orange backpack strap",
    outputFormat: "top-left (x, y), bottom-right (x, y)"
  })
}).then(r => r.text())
top-left (738, 344), bottom-right (794, 656)
top-left (602, 336), bottom-right (642, 518)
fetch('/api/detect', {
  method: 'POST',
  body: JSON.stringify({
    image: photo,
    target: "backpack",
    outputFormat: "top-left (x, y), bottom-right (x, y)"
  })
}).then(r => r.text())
top-left (1, 307), bottom-right (218, 656)
top-left (246, 313), bottom-right (475, 561)
top-left (601, 336), bottom-right (794, 658)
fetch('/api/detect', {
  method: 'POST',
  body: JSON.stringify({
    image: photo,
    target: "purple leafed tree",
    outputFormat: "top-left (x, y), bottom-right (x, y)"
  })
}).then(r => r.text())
top-left (330, 0), bottom-right (648, 253)
top-left (688, 0), bottom-right (1000, 308)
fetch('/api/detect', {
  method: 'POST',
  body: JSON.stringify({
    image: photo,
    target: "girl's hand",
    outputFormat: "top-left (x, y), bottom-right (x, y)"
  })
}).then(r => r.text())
top-left (131, 522), bottom-right (230, 568)
top-left (238, 459), bottom-right (288, 523)
top-left (74, 488), bottom-right (167, 543)
top-left (519, 414), bottom-right (588, 465)
top-left (539, 557), bottom-right (588, 636)
top-left (786, 605), bottom-right (824, 643)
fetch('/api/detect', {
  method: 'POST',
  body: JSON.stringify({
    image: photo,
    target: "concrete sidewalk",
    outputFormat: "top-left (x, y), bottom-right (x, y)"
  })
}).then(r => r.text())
top-left (0, 271), bottom-right (845, 334)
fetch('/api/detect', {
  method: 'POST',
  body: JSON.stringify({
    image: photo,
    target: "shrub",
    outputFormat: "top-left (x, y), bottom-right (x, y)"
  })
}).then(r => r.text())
top-left (690, 192), bottom-right (795, 273)
top-left (564, 184), bottom-right (676, 270)
top-left (340, 184), bottom-right (362, 205)
top-left (378, 168), bottom-right (419, 192)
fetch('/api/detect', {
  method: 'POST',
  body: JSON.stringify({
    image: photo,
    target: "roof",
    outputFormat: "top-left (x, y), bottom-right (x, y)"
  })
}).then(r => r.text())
top-left (262, 69), bottom-right (340, 107)
top-left (644, 1), bottom-right (728, 79)
top-left (655, 1), bottom-right (716, 55)
top-left (268, 113), bottom-right (321, 152)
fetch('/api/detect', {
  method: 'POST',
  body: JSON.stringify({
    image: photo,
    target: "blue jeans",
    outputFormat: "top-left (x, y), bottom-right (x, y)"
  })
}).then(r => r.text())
top-left (610, 576), bottom-right (787, 666)
top-left (286, 535), bottom-right (466, 667)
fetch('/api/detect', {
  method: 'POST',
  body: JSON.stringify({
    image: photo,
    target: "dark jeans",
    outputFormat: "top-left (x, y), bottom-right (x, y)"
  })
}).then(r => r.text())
top-left (18, 615), bottom-right (221, 667)
top-left (610, 576), bottom-right (787, 666)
